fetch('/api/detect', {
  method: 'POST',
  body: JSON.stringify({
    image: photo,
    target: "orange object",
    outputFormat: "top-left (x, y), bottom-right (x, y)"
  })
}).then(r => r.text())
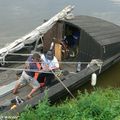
top-left (34, 63), bottom-right (41, 80)
top-left (34, 63), bottom-right (46, 87)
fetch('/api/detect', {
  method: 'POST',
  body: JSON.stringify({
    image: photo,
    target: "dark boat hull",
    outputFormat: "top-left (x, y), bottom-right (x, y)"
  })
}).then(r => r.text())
top-left (1, 53), bottom-right (120, 116)
top-left (1, 14), bottom-right (120, 115)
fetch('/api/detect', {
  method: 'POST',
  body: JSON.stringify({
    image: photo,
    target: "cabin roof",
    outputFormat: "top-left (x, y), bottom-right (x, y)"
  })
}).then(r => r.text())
top-left (66, 15), bottom-right (120, 45)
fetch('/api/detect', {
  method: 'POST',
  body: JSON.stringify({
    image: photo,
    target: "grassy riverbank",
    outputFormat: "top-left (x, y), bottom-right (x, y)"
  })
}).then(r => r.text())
top-left (19, 88), bottom-right (120, 120)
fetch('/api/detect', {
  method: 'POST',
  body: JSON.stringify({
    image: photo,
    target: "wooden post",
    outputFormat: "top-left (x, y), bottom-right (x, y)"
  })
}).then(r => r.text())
top-left (55, 43), bottom-right (62, 61)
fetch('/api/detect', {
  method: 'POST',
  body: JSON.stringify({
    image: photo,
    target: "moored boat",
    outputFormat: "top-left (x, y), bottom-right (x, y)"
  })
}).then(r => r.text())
top-left (0, 5), bottom-right (120, 116)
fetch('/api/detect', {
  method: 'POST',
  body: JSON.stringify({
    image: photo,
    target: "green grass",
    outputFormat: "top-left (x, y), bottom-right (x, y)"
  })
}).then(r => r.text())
top-left (19, 88), bottom-right (120, 120)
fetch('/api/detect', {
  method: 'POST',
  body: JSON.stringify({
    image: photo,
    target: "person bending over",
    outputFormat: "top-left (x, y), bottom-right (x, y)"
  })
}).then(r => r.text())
top-left (13, 53), bottom-right (41, 99)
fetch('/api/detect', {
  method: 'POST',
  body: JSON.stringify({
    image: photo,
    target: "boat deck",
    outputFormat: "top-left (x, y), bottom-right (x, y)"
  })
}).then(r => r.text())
top-left (0, 63), bottom-right (77, 107)
top-left (0, 64), bottom-right (23, 86)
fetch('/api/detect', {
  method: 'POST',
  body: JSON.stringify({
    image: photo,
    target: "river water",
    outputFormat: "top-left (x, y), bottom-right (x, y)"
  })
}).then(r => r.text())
top-left (80, 62), bottom-right (120, 91)
top-left (0, 0), bottom-right (120, 88)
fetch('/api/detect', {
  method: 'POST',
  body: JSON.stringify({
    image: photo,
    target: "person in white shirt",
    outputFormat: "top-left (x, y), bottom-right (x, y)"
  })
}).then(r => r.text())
top-left (37, 50), bottom-right (59, 87)
top-left (41, 50), bottom-right (59, 70)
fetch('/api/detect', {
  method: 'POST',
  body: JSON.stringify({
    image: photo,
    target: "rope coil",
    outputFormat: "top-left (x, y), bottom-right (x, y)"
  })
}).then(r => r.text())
top-left (87, 59), bottom-right (103, 73)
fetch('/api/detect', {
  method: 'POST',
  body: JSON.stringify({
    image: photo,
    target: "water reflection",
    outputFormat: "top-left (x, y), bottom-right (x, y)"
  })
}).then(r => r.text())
top-left (111, 0), bottom-right (120, 5)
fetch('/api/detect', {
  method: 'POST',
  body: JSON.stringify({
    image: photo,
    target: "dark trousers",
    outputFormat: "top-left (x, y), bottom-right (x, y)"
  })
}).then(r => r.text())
top-left (37, 72), bottom-right (54, 86)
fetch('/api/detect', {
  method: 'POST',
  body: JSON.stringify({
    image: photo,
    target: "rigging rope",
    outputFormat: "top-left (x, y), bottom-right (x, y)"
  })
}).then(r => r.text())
top-left (7, 53), bottom-right (32, 56)
top-left (0, 67), bottom-right (77, 75)
top-left (0, 67), bottom-right (53, 73)
top-left (0, 60), bottom-right (103, 64)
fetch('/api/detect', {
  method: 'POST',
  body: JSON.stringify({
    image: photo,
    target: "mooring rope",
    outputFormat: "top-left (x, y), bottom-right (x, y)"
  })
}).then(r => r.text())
top-left (51, 69), bottom-right (75, 99)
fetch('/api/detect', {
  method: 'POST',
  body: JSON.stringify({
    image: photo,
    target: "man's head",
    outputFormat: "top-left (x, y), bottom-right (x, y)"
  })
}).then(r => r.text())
top-left (45, 50), bottom-right (54, 60)
top-left (32, 53), bottom-right (40, 62)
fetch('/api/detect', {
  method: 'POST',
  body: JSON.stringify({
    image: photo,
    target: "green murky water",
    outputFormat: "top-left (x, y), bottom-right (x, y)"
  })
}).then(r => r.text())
top-left (80, 62), bottom-right (120, 91)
